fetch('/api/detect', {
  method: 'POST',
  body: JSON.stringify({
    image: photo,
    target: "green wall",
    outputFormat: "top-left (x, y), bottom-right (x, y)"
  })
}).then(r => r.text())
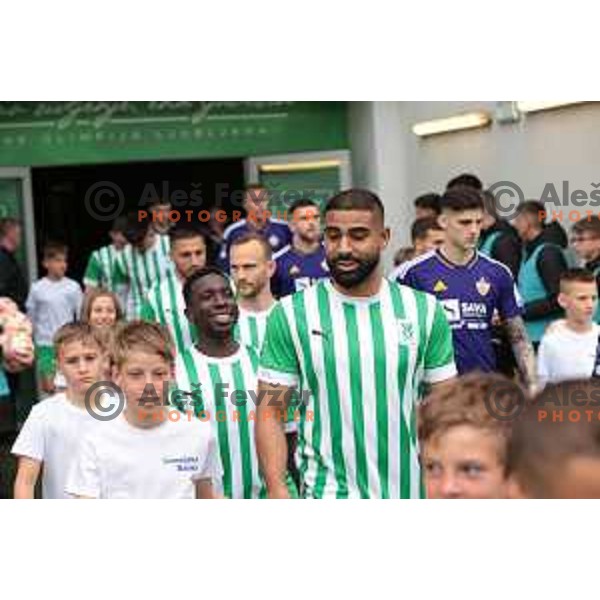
top-left (0, 101), bottom-right (348, 166)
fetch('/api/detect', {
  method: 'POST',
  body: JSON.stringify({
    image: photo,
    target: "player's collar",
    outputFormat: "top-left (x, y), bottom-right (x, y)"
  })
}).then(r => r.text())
top-left (436, 248), bottom-right (479, 270)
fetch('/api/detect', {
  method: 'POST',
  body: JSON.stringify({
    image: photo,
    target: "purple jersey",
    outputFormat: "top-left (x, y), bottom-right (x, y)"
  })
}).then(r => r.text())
top-left (394, 249), bottom-right (522, 373)
top-left (219, 218), bottom-right (292, 268)
top-left (272, 243), bottom-right (329, 297)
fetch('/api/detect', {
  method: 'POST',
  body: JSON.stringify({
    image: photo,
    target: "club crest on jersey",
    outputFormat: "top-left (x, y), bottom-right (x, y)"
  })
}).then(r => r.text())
top-left (268, 234), bottom-right (279, 248)
top-left (433, 280), bottom-right (447, 293)
top-left (289, 265), bottom-right (301, 277)
top-left (475, 277), bottom-right (491, 296)
top-left (321, 260), bottom-right (329, 272)
top-left (397, 319), bottom-right (416, 345)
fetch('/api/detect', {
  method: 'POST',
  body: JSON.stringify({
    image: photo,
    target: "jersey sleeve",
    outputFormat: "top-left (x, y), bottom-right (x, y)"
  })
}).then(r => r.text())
top-left (11, 405), bottom-right (46, 462)
top-left (395, 263), bottom-right (421, 291)
top-left (258, 302), bottom-right (300, 387)
top-left (496, 267), bottom-right (522, 319)
top-left (65, 434), bottom-right (101, 498)
top-left (83, 251), bottom-right (102, 288)
top-left (423, 298), bottom-right (457, 383)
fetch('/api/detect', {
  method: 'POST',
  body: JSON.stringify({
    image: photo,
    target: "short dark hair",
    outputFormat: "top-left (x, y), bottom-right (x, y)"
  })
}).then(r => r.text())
top-left (182, 266), bottom-right (230, 307)
top-left (393, 246), bottom-right (415, 267)
top-left (560, 268), bottom-right (597, 291)
top-left (573, 215), bottom-right (600, 238)
top-left (110, 215), bottom-right (128, 234)
top-left (229, 232), bottom-right (273, 261)
top-left (414, 193), bottom-right (441, 214)
top-left (506, 380), bottom-right (600, 497)
top-left (124, 211), bottom-right (150, 246)
top-left (289, 198), bottom-right (319, 216)
top-left (411, 217), bottom-right (443, 244)
top-left (439, 186), bottom-right (484, 213)
top-left (446, 173), bottom-right (483, 192)
top-left (43, 241), bottom-right (67, 260)
top-left (168, 226), bottom-right (207, 247)
top-left (518, 201), bottom-right (546, 227)
top-left (324, 189), bottom-right (384, 222)
top-left (0, 217), bottom-right (21, 239)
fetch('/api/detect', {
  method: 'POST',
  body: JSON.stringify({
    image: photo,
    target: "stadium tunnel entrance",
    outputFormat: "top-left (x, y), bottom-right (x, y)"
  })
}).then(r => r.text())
top-left (31, 158), bottom-right (246, 283)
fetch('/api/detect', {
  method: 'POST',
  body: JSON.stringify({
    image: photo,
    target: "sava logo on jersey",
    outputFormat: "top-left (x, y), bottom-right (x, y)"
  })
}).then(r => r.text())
top-left (440, 298), bottom-right (489, 330)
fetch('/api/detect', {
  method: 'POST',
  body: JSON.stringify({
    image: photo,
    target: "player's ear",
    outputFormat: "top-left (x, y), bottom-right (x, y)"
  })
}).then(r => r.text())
top-left (557, 292), bottom-right (568, 311)
top-left (438, 213), bottom-right (449, 230)
top-left (381, 227), bottom-right (391, 249)
top-left (267, 259), bottom-right (276, 278)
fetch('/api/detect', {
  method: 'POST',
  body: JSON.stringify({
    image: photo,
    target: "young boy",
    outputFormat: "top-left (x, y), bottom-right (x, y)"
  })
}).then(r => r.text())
top-left (66, 321), bottom-right (220, 499)
top-left (26, 242), bottom-right (83, 394)
top-left (12, 323), bottom-right (107, 498)
top-left (537, 269), bottom-right (599, 387)
top-left (507, 379), bottom-right (600, 498)
top-left (419, 373), bottom-right (523, 499)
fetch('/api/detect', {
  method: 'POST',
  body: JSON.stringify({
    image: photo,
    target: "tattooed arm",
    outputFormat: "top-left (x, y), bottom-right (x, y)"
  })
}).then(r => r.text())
top-left (505, 316), bottom-right (537, 391)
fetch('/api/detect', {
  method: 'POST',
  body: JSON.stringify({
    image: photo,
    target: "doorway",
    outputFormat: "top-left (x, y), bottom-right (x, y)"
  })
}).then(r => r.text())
top-left (31, 157), bottom-right (245, 282)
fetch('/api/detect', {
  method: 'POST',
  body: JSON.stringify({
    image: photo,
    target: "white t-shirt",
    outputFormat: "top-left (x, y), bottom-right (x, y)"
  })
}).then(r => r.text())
top-left (26, 277), bottom-right (83, 345)
top-left (65, 411), bottom-right (220, 499)
top-left (538, 322), bottom-right (600, 386)
top-left (11, 393), bottom-right (98, 499)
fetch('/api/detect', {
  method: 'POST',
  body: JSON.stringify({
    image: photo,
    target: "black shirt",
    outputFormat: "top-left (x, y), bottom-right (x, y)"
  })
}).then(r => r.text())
top-left (0, 247), bottom-right (27, 310)
top-left (480, 221), bottom-right (522, 280)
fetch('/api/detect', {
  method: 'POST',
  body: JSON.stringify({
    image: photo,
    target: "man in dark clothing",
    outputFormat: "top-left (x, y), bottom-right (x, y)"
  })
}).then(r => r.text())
top-left (513, 201), bottom-right (568, 347)
top-left (480, 190), bottom-right (522, 279)
top-left (0, 218), bottom-right (27, 310)
top-left (540, 220), bottom-right (569, 248)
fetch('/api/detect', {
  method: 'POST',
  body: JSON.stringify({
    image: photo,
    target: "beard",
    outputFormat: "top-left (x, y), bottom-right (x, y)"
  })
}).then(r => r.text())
top-left (327, 252), bottom-right (380, 288)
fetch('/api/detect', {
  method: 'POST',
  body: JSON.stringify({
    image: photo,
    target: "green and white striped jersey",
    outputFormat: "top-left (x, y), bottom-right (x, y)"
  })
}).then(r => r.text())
top-left (140, 269), bottom-right (198, 356)
top-left (259, 278), bottom-right (456, 499)
top-left (83, 244), bottom-right (123, 291)
top-left (114, 234), bottom-right (172, 319)
top-left (174, 344), bottom-right (264, 499)
top-left (234, 305), bottom-right (274, 354)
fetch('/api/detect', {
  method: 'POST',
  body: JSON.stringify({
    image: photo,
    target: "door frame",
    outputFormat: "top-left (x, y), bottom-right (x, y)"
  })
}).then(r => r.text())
top-left (0, 167), bottom-right (37, 284)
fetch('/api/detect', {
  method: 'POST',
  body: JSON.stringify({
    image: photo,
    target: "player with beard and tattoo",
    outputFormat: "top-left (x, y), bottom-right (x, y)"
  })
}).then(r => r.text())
top-left (256, 189), bottom-right (457, 499)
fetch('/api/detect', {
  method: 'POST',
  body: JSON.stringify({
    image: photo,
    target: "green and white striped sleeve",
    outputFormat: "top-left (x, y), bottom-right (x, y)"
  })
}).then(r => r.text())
top-left (258, 302), bottom-right (300, 388)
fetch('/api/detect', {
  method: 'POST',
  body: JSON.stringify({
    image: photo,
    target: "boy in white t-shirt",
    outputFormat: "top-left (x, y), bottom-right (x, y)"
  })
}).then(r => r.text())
top-left (538, 269), bottom-right (600, 387)
top-left (26, 242), bottom-right (83, 394)
top-left (66, 321), bottom-right (220, 499)
top-left (12, 323), bottom-right (108, 498)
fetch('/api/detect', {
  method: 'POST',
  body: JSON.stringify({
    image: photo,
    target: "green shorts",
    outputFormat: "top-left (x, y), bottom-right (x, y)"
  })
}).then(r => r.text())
top-left (35, 345), bottom-right (56, 379)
